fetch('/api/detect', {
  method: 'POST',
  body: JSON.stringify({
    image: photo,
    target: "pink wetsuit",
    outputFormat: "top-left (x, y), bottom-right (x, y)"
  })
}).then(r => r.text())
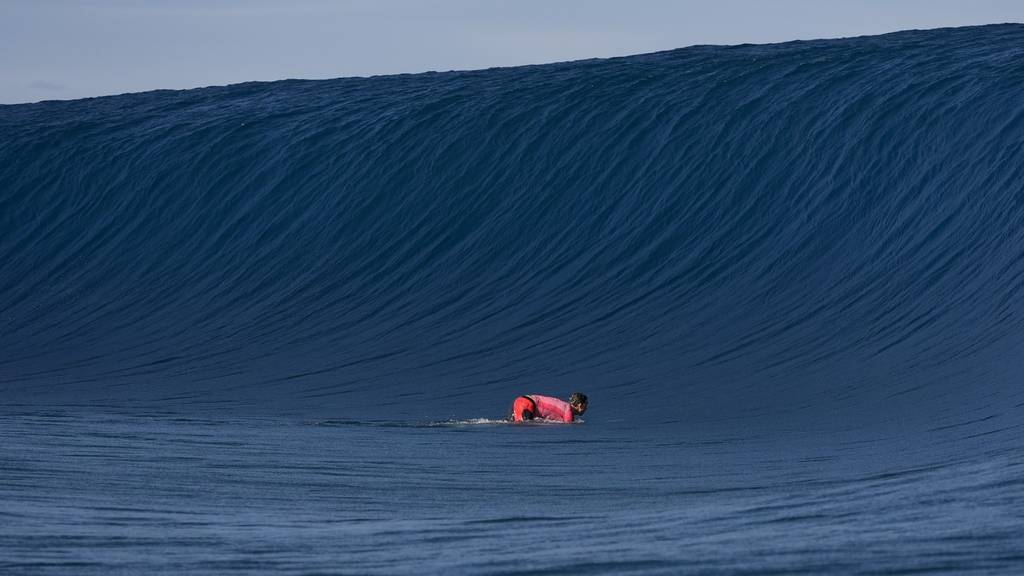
top-left (526, 395), bottom-right (574, 422)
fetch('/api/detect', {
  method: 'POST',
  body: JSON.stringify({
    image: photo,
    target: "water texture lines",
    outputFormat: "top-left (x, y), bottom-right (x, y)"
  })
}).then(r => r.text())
top-left (1, 25), bottom-right (1024, 423)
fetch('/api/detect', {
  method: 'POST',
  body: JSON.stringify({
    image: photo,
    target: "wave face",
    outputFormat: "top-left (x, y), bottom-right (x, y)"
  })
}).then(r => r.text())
top-left (3, 25), bottom-right (1024, 425)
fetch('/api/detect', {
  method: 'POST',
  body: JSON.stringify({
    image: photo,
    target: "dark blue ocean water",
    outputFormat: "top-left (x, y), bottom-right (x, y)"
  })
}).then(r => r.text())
top-left (2, 24), bottom-right (1024, 573)
top-left (1, 410), bottom-right (1021, 574)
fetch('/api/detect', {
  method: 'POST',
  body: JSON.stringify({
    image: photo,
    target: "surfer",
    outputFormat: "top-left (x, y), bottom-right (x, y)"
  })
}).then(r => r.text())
top-left (509, 392), bottom-right (588, 423)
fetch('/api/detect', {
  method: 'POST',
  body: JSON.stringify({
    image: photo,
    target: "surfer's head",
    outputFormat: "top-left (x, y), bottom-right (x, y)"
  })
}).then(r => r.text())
top-left (569, 392), bottom-right (588, 415)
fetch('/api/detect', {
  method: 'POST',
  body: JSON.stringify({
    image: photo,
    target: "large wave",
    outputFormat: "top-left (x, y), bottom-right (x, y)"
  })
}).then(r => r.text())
top-left (3, 24), bottom-right (1024, 427)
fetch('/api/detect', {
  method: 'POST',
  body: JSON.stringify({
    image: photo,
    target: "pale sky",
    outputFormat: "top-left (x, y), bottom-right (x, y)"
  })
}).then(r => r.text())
top-left (3, 0), bottom-right (1023, 104)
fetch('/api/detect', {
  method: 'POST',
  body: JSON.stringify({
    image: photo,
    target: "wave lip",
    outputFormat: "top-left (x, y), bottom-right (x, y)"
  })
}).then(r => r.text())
top-left (2, 25), bottom-right (1024, 428)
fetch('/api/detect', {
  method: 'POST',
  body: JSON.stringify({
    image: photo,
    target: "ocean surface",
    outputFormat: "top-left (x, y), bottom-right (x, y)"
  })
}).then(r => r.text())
top-left (2, 24), bottom-right (1024, 574)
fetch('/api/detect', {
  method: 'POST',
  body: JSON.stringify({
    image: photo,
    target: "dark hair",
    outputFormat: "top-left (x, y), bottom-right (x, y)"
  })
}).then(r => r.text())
top-left (569, 392), bottom-right (588, 406)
